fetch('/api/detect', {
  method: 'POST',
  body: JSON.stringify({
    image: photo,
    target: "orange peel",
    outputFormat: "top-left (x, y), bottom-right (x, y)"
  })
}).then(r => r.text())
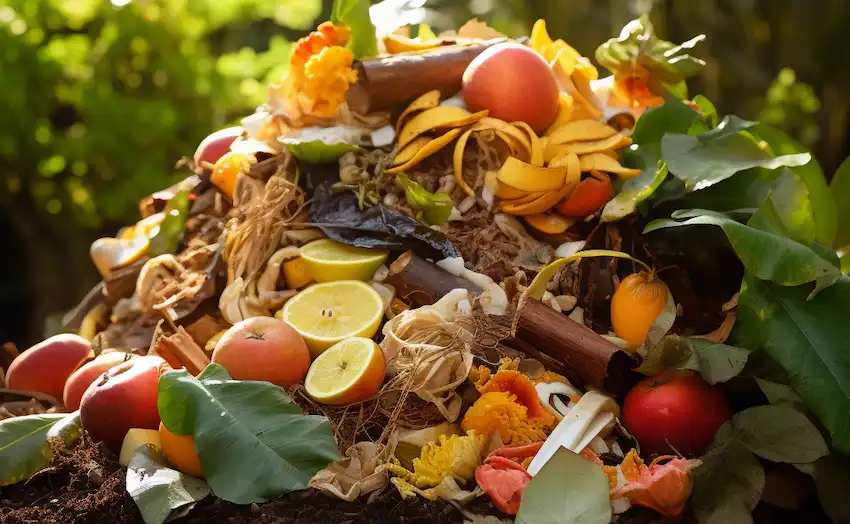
top-left (496, 157), bottom-right (565, 193)
top-left (396, 90), bottom-right (441, 134)
top-left (579, 152), bottom-right (643, 178)
top-left (546, 120), bottom-right (619, 144)
top-left (398, 106), bottom-right (487, 150)
top-left (386, 128), bottom-right (466, 174)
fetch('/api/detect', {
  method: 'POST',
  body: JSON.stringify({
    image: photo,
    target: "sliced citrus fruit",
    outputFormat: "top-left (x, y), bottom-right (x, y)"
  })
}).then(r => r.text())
top-left (299, 239), bottom-right (388, 282)
top-left (304, 337), bottom-right (386, 405)
top-left (281, 280), bottom-right (384, 356)
top-left (89, 236), bottom-right (150, 277)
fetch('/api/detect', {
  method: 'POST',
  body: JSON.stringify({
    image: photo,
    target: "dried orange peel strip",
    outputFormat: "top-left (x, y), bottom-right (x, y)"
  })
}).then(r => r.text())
top-left (398, 106), bottom-right (488, 150)
top-left (395, 90), bottom-right (441, 134)
top-left (579, 153), bottom-right (643, 178)
top-left (393, 136), bottom-right (432, 166)
top-left (510, 121), bottom-right (544, 166)
top-left (386, 128), bottom-right (465, 174)
top-left (496, 157), bottom-right (565, 193)
top-left (546, 119), bottom-right (619, 144)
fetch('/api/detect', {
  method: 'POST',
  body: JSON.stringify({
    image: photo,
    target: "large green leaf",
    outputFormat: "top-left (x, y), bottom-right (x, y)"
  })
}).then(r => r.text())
top-left (754, 123), bottom-right (837, 246)
top-left (516, 447), bottom-right (611, 524)
top-left (724, 405), bottom-right (828, 464)
top-left (157, 365), bottom-right (341, 504)
top-left (0, 412), bottom-right (82, 486)
top-left (637, 335), bottom-right (750, 384)
top-left (661, 131), bottom-right (810, 191)
top-left (331, 0), bottom-right (378, 59)
top-left (644, 202), bottom-right (841, 294)
top-left (631, 98), bottom-right (701, 145)
top-left (831, 156), bottom-right (850, 249)
top-left (126, 444), bottom-right (210, 524)
top-left (733, 274), bottom-right (850, 454)
top-left (601, 160), bottom-right (668, 222)
top-left (692, 441), bottom-right (764, 524)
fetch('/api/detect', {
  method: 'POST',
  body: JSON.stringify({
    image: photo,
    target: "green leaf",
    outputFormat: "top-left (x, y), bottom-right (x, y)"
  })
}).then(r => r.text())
top-left (696, 115), bottom-right (757, 143)
top-left (148, 190), bottom-right (190, 256)
top-left (631, 98), bottom-right (701, 145)
top-left (157, 365), bottom-right (341, 504)
top-left (516, 447), bottom-right (611, 524)
top-left (331, 0), bottom-right (378, 59)
top-left (397, 174), bottom-right (453, 225)
top-left (644, 202), bottom-right (842, 294)
top-left (814, 454), bottom-right (850, 524)
top-left (831, 156), bottom-right (850, 248)
top-left (754, 123), bottom-right (837, 246)
top-left (662, 132), bottom-right (810, 191)
top-left (726, 405), bottom-right (828, 464)
top-left (0, 412), bottom-right (82, 486)
top-left (755, 378), bottom-right (805, 409)
top-left (601, 160), bottom-right (668, 222)
top-left (733, 274), bottom-right (850, 454)
top-left (283, 138), bottom-right (363, 164)
top-left (126, 444), bottom-right (210, 524)
top-left (637, 335), bottom-right (750, 384)
top-left (692, 441), bottom-right (764, 524)
top-left (691, 95), bottom-right (718, 128)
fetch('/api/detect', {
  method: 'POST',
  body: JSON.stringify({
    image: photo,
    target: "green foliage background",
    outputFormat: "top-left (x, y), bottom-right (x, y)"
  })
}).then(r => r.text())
top-left (1, 0), bottom-right (848, 346)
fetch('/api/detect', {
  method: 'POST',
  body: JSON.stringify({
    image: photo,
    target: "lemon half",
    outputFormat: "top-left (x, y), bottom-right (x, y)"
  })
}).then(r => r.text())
top-left (281, 280), bottom-right (384, 356)
top-left (299, 239), bottom-right (388, 282)
top-left (304, 337), bottom-right (386, 405)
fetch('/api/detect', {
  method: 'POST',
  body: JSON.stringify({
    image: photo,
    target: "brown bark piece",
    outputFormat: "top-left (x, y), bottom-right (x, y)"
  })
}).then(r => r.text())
top-left (385, 251), bottom-right (482, 308)
top-left (346, 40), bottom-right (503, 114)
top-left (514, 298), bottom-right (640, 397)
top-left (151, 326), bottom-right (210, 376)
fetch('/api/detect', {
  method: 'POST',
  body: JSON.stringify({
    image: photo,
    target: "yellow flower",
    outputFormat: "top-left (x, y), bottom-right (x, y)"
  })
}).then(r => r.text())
top-left (461, 391), bottom-right (550, 446)
top-left (388, 432), bottom-right (487, 499)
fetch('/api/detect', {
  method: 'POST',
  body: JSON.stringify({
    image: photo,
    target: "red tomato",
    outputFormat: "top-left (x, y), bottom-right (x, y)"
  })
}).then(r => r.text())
top-left (622, 369), bottom-right (731, 456)
top-left (555, 174), bottom-right (614, 218)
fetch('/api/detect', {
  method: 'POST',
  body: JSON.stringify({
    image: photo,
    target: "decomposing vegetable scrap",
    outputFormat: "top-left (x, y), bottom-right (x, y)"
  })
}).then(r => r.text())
top-left (3, 3), bottom-right (850, 524)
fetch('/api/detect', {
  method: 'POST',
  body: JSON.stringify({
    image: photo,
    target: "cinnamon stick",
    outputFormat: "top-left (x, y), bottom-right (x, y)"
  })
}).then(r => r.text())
top-left (514, 299), bottom-right (640, 396)
top-left (385, 251), bottom-right (482, 308)
top-left (150, 326), bottom-right (210, 376)
top-left (346, 40), bottom-right (504, 114)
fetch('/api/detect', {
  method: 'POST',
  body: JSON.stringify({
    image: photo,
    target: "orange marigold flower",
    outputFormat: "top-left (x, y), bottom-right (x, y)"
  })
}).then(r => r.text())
top-left (476, 370), bottom-right (554, 425)
top-left (461, 392), bottom-right (550, 446)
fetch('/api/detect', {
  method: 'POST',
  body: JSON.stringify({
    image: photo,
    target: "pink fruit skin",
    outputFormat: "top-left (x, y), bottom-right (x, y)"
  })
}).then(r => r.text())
top-left (622, 369), bottom-right (731, 456)
top-left (462, 42), bottom-right (560, 134)
top-left (193, 127), bottom-right (243, 173)
top-left (63, 352), bottom-right (131, 411)
top-left (212, 316), bottom-right (311, 387)
top-left (5, 334), bottom-right (93, 401)
top-left (79, 355), bottom-right (165, 453)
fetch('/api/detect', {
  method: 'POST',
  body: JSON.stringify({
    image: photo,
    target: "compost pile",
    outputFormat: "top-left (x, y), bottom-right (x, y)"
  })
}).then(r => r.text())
top-left (2, 3), bottom-right (849, 524)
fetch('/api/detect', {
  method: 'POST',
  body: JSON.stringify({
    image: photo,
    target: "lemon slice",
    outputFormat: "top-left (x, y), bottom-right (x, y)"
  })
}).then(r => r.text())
top-left (281, 280), bottom-right (384, 356)
top-left (299, 239), bottom-right (388, 282)
top-left (304, 337), bottom-right (386, 405)
top-left (90, 236), bottom-right (150, 277)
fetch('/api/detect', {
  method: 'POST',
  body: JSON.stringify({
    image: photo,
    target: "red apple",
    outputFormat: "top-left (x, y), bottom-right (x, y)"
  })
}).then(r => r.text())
top-left (63, 352), bottom-right (132, 411)
top-left (193, 127), bottom-right (243, 173)
top-left (462, 43), bottom-right (560, 134)
top-left (622, 369), bottom-right (731, 456)
top-left (5, 334), bottom-right (93, 401)
top-left (212, 317), bottom-right (311, 387)
top-left (79, 355), bottom-right (165, 452)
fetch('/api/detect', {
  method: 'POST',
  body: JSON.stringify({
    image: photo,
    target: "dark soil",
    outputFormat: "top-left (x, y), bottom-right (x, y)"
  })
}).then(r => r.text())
top-left (0, 440), bottom-right (464, 524)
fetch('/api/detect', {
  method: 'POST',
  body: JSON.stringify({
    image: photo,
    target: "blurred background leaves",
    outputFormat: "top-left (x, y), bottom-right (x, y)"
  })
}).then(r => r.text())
top-left (1, 0), bottom-right (848, 347)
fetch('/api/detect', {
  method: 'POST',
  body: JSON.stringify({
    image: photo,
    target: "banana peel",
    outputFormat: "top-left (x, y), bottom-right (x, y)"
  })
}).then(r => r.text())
top-left (546, 120), bottom-right (619, 145)
top-left (511, 121), bottom-right (544, 166)
top-left (384, 33), bottom-right (445, 55)
top-left (453, 128), bottom-right (477, 196)
top-left (495, 182), bottom-right (533, 200)
top-left (545, 133), bottom-right (632, 161)
top-left (500, 153), bottom-right (580, 215)
top-left (387, 127), bottom-right (465, 174)
top-left (579, 153), bottom-right (642, 178)
top-left (546, 93), bottom-right (575, 134)
top-left (473, 117), bottom-right (533, 161)
top-left (394, 136), bottom-right (432, 166)
top-left (396, 90), bottom-right (441, 134)
top-left (496, 157), bottom-right (565, 192)
top-left (398, 106), bottom-right (487, 150)
top-left (79, 303), bottom-right (109, 341)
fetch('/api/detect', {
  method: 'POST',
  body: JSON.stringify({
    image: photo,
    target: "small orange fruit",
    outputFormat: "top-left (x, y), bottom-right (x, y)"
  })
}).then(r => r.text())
top-left (159, 422), bottom-right (204, 479)
top-left (611, 271), bottom-right (669, 350)
top-left (304, 337), bottom-right (386, 405)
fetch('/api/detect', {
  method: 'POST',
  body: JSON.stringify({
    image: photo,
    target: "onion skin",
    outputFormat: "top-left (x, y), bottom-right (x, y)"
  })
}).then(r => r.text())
top-left (611, 272), bottom-right (669, 349)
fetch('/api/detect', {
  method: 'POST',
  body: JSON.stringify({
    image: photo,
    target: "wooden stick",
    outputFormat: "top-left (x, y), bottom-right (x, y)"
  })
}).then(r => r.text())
top-left (514, 299), bottom-right (640, 396)
top-left (385, 251), bottom-right (482, 308)
top-left (346, 41), bottom-right (503, 114)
